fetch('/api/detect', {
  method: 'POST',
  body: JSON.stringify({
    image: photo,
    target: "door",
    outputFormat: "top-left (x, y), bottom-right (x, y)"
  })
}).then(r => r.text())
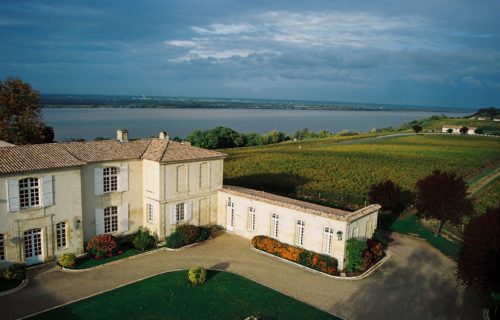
top-left (24, 228), bottom-right (43, 265)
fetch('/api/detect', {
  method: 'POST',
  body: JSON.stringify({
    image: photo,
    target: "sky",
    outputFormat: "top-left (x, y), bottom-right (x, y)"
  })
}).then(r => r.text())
top-left (1, 0), bottom-right (499, 109)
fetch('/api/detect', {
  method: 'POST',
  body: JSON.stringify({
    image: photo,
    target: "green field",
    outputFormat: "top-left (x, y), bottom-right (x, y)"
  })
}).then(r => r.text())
top-left (418, 117), bottom-right (500, 135)
top-left (30, 270), bottom-right (337, 320)
top-left (471, 177), bottom-right (500, 215)
top-left (223, 134), bottom-right (500, 210)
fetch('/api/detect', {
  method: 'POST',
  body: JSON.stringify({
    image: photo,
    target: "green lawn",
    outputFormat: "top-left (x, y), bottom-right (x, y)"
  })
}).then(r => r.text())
top-left (389, 215), bottom-right (461, 259)
top-left (29, 270), bottom-right (338, 320)
top-left (75, 248), bottom-right (152, 269)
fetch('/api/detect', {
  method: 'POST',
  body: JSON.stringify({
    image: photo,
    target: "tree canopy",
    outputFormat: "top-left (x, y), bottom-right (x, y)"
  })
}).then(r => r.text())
top-left (412, 124), bottom-right (423, 133)
top-left (457, 207), bottom-right (500, 295)
top-left (0, 77), bottom-right (54, 144)
top-left (414, 170), bottom-right (473, 235)
top-left (368, 180), bottom-right (410, 214)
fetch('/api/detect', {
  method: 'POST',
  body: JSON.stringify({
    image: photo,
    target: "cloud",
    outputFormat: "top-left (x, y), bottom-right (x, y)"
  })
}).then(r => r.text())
top-left (462, 76), bottom-right (482, 87)
top-left (164, 40), bottom-right (197, 47)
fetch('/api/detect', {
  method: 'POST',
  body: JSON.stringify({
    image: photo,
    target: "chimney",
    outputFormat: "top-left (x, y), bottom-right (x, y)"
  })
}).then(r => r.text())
top-left (116, 129), bottom-right (129, 143)
top-left (159, 131), bottom-right (169, 141)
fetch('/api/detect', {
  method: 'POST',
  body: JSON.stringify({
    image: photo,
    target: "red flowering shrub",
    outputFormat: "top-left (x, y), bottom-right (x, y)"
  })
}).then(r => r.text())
top-left (252, 236), bottom-right (338, 275)
top-left (86, 234), bottom-right (118, 259)
top-left (363, 239), bottom-right (385, 269)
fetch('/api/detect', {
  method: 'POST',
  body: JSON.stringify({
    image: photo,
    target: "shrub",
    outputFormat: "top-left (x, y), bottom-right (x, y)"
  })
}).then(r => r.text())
top-left (165, 225), bottom-right (210, 249)
top-left (252, 236), bottom-right (338, 275)
top-left (132, 227), bottom-right (157, 251)
top-left (188, 266), bottom-right (207, 285)
top-left (346, 238), bottom-right (367, 272)
top-left (86, 234), bottom-right (118, 259)
top-left (58, 253), bottom-right (77, 268)
top-left (3, 263), bottom-right (26, 281)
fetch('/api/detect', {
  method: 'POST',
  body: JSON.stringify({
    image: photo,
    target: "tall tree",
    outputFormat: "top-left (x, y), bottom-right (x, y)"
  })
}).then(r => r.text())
top-left (457, 207), bottom-right (500, 295)
top-left (368, 180), bottom-right (409, 214)
top-left (459, 126), bottom-right (469, 135)
top-left (0, 77), bottom-right (54, 144)
top-left (412, 124), bottom-right (423, 133)
top-left (415, 170), bottom-right (473, 236)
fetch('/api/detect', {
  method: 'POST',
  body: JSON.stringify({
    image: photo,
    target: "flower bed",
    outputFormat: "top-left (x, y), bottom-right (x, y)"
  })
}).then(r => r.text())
top-left (251, 236), bottom-right (338, 275)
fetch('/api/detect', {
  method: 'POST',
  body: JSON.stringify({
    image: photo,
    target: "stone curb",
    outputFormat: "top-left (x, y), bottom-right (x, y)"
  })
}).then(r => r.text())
top-left (251, 247), bottom-right (390, 280)
top-left (164, 239), bottom-right (209, 252)
top-left (19, 268), bottom-right (346, 320)
top-left (61, 247), bottom-right (167, 273)
top-left (0, 278), bottom-right (29, 297)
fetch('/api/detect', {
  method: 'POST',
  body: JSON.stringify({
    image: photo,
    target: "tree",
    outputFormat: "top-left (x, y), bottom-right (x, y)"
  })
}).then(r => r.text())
top-left (447, 128), bottom-right (453, 134)
top-left (457, 207), bottom-right (500, 295)
top-left (415, 170), bottom-right (473, 236)
top-left (246, 132), bottom-right (263, 146)
top-left (474, 128), bottom-right (483, 135)
top-left (368, 180), bottom-right (409, 214)
top-left (412, 124), bottom-right (423, 133)
top-left (0, 77), bottom-right (54, 144)
top-left (459, 126), bottom-right (469, 135)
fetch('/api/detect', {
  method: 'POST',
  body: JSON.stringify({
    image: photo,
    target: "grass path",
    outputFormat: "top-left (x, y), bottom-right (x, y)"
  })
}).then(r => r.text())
top-left (468, 166), bottom-right (500, 196)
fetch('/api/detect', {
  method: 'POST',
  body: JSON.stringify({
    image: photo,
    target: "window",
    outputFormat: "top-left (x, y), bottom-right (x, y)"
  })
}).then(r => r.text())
top-left (147, 204), bottom-right (154, 223)
top-left (176, 203), bottom-right (185, 222)
top-left (0, 234), bottom-right (4, 261)
top-left (56, 222), bottom-right (67, 249)
top-left (19, 177), bottom-right (40, 208)
top-left (295, 220), bottom-right (305, 246)
top-left (271, 214), bottom-right (279, 238)
top-left (103, 167), bottom-right (118, 193)
top-left (248, 207), bottom-right (256, 231)
top-left (104, 206), bottom-right (118, 233)
top-left (323, 227), bottom-right (334, 254)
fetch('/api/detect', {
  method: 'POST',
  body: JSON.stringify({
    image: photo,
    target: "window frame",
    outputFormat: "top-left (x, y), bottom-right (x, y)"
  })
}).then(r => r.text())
top-left (103, 167), bottom-right (118, 193)
top-left (104, 206), bottom-right (119, 234)
top-left (323, 227), bottom-right (334, 255)
top-left (56, 222), bottom-right (68, 249)
top-left (295, 220), bottom-right (305, 246)
top-left (270, 213), bottom-right (279, 238)
top-left (19, 177), bottom-right (40, 209)
top-left (248, 207), bottom-right (256, 231)
top-left (176, 203), bottom-right (185, 222)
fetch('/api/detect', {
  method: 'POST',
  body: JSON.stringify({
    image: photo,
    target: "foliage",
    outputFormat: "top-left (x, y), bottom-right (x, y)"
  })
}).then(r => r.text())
top-left (471, 107), bottom-right (499, 118)
top-left (362, 239), bottom-right (385, 270)
top-left (58, 253), bottom-right (77, 268)
top-left (3, 263), bottom-right (26, 281)
top-left (472, 177), bottom-right (500, 216)
top-left (346, 239), bottom-right (367, 272)
top-left (186, 126), bottom-right (246, 149)
top-left (457, 207), bottom-right (500, 294)
top-left (459, 126), bottom-right (469, 135)
top-left (474, 128), bottom-right (483, 134)
top-left (412, 124), bottom-right (423, 133)
top-left (224, 135), bottom-right (500, 210)
top-left (252, 236), bottom-right (338, 275)
top-left (371, 229), bottom-right (388, 249)
top-left (447, 128), bottom-right (453, 134)
top-left (293, 128), bottom-right (332, 140)
top-left (86, 234), bottom-right (118, 259)
top-left (188, 266), bottom-right (207, 285)
top-left (0, 77), bottom-right (54, 144)
top-left (165, 225), bottom-right (210, 249)
top-left (132, 227), bottom-right (157, 251)
top-left (368, 180), bottom-right (410, 214)
top-left (415, 170), bottom-right (474, 236)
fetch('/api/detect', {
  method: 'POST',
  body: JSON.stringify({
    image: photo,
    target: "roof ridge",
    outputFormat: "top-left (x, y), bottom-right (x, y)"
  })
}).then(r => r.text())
top-left (158, 139), bottom-right (170, 162)
top-left (139, 138), bottom-right (155, 160)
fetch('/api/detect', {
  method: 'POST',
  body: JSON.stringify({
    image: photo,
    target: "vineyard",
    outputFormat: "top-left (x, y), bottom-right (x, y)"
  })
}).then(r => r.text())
top-left (223, 134), bottom-right (500, 211)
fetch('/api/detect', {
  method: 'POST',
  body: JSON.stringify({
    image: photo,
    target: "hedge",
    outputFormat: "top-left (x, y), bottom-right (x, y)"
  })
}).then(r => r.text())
top-left (252, 236), bottom-right (338, 275)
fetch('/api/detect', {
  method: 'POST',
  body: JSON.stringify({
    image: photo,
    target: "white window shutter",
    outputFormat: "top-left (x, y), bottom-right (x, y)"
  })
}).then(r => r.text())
top-left (94, 168), bottom-right (103, 195)
top-left (118, 204), bottom-right (129, 232)
top-left (119, 165), bottom-right (129, 192)
top-left (95, 208), bottom-right (105, 235)
top-left (170, 205), bottom-right (177, 225)
top-left (6, 180), bottom-right (20, 212)
top-left (42, 176), bottom-right (54, 206)
top-left (186, 202), bottom-right (193, 221)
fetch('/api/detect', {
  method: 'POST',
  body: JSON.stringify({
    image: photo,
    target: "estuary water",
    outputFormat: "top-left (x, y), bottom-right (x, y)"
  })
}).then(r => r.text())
top-left (41, 108), bottom-right (467, 141)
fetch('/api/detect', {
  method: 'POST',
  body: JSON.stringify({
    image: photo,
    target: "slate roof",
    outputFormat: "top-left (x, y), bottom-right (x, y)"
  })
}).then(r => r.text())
top-left (0, 138), bottom-right (226, 174)
top-left (220, 185), bottom-right (381, 222)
